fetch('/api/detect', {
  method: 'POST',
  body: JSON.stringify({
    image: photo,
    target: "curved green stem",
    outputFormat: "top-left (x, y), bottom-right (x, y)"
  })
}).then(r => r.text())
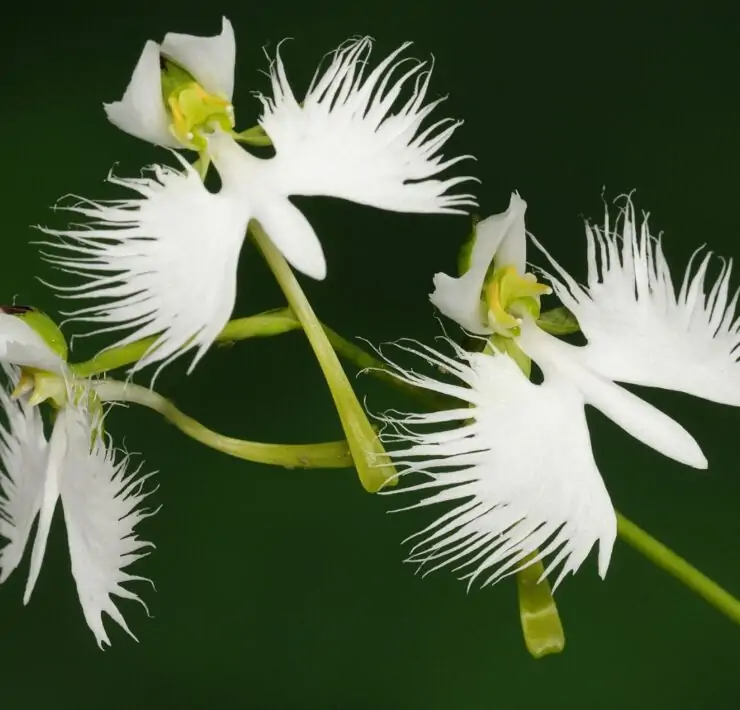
top-left (617, 512), bottom-right (740, 625)
top-left (250, 221), bottom-right (396, 493)
top-left (217, 307), bottom-right (300, 343)
top-left (94, 380), bottom-right (352, 469)
top-left (70, 308), bottom-right (300, 379)
top-left (319, 322), bottom-right (460, 411)
top-left (70, 307), bottom-right (454, 411)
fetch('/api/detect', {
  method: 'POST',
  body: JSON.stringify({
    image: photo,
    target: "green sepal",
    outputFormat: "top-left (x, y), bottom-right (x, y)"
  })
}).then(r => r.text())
top-left (7, 307), bottom-right (68, 361)
top-left (457, 214), bottom-right (481, 276)
top-left (536, 307), bottom-right (580, 335)
top-left (516, 557), bottom-right (566, 658)
top-left (234, 124), bottom-right (272, 147)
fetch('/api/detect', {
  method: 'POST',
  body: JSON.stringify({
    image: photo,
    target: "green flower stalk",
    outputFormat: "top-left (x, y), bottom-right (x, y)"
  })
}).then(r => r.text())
top-left (250, 221), bottom-right (396, 493)
top-left (94, 380), bottom-right (352, 470)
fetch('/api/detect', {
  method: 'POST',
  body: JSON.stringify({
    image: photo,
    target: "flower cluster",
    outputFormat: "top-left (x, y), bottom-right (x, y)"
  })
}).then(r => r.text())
top-left (2, 17), bottom-right (738, 651)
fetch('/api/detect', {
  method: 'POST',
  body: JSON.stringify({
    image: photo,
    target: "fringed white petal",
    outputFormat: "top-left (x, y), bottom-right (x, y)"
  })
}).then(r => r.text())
top-left (103, 40), bottom-right (179, 148)
top-left (518, 321), bottom-right (707, 469)
top-left (0, 313), bottom-right (64, 372)
top-left (253, 36), bottom-right (477, 213)
top-left (57, 403), bottom-right (157, 648)
top-left (161, 17), bottom-right (236, 99)
top-left (0, 381), bottom-right (49, 585)
top-left (533, 199), bottom-right (740, 405)
top-left (430, 193), bottom-right (527, 333)
top-left (37, 156), bottom-right (251, 377)
top-left (375, 338), bottom-right (616, 590)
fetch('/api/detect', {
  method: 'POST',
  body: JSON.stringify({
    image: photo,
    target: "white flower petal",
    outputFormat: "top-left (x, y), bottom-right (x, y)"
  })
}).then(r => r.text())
top-left (0, 313), bottom-right (64, 372)
top-left (251, 37), bottom-right (477, 213)
top-left (21, 404), bottom-right (64, 605)
top-left (252, 193), bottom-right (327, 280)
top-left (532, 199), bottom-right (740, 406)
top-left (0, 383), bottom-right (49, 585)
top-left (429, 193), bottom-right (527, 333)
top-left (161, 16), bottom-right (236, 99)
top-left (103, 40), bottom-right (179, 148)
top-left (37, 156), bottom-right (251, 377)
top-left (492, 194), bottom-right (528, 273)
top-left (207, 131), bottom-right (326, 279)
top-left (518, 320), bottom-right (707, 469)
top-left (57, 404), bottom-right (157, 648)
top-left (376, 338), bottom-right (616, 589)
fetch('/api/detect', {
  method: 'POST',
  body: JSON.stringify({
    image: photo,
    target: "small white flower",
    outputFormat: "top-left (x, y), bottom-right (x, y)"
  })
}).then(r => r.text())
top-left (0, 325), bottom-right (156, 648)
top-left (40, 33), bottom-right (476, 377)
top-left (104, 16), bottom-right (236, 146)
top-left (378, 196), bottom-right (740, 589)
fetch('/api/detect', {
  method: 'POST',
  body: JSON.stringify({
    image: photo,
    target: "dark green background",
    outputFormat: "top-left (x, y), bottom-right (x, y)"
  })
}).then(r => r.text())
top-left (1, 2), bottom-right (739, 708)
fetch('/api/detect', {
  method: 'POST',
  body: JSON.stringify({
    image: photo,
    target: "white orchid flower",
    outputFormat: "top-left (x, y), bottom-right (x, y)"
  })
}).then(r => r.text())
top-left (378, 195), bottom-right (740, 590)
top-left (39, 25), bottom-right (476, 377)
top-left (0, 317), bottom-right (156, 647)
top-left (104, 17), bottom-right (236, 148)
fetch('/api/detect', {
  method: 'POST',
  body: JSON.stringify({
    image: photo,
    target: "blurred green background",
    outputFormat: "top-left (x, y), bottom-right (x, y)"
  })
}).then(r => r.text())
top-left (1, 1), bottom-right (739, 708)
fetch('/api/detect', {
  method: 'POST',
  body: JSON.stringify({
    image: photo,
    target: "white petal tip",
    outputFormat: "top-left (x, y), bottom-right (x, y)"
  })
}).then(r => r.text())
top-left (294, 257), bottom-right (327, 281)
top-left (310, 261), bottom-right (328, 281)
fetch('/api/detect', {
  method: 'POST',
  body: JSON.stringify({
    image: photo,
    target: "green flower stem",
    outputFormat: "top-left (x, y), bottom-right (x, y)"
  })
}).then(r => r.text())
top-left (516, 557), bottom-right (566, 658)
top-left (217, 307), bottom-right (299, 342)
top-left (617, 512), bottom-right (740, 625)
top-left (250, 221), bottom-right (396, 493)
top-left (94, 380), bottom-right (353, 469)
top-left (71, 338), bottom-right (161, 379)
top-left (70, 309), bottom-right (300, 379)
top-left (69, 311), bottom-right (453, 410)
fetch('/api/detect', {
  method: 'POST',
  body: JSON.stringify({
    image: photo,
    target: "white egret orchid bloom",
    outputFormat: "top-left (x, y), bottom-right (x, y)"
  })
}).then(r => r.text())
top-left (104, 17), bottom-right (236, 148)
top-left (0, 316), bottom-right (155, 647)
top-left (39, 25), bottom-right (476, 377)
top-left (378, 195), bottom-right (740, 590)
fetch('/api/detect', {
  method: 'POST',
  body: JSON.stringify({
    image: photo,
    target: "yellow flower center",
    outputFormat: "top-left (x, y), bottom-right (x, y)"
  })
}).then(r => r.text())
top-left (484, 265), bottom-right (551, 337)
top-left (161, 58), bottom-right (235, 152)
